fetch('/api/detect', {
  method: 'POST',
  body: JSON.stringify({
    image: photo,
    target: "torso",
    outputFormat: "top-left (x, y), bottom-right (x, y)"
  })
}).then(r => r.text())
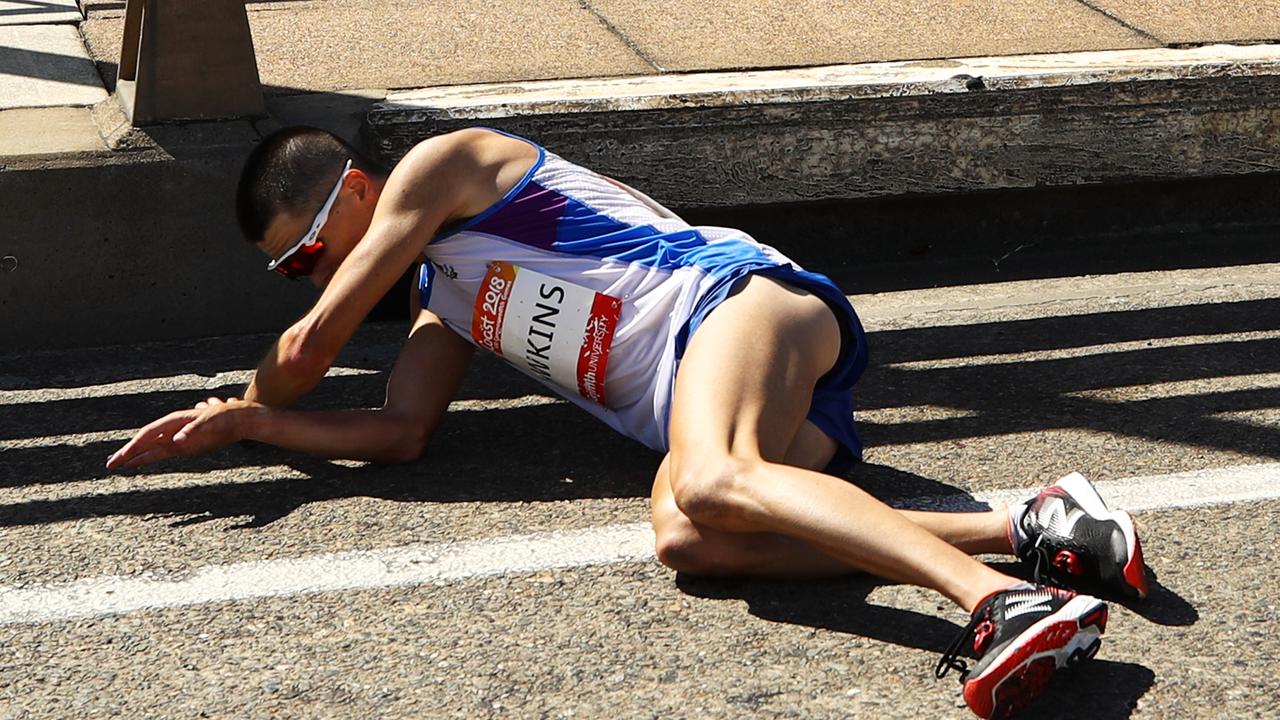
top-left (417, 130), bottom-right (799, 451)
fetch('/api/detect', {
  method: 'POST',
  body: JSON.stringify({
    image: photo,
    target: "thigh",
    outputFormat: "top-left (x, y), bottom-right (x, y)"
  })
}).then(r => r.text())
top-left (668, 273), bottom-right (842, 464)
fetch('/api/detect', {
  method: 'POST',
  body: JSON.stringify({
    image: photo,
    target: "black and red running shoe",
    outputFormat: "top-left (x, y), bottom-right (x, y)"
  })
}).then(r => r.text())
top-left (937, 583), bottom-right (1108, 720)
top-left (1010, 472), bottom-right (1149, 600)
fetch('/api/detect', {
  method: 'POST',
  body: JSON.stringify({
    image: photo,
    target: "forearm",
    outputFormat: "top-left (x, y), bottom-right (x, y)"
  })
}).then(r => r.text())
top-left (241, 405), bottom-right (427, 464)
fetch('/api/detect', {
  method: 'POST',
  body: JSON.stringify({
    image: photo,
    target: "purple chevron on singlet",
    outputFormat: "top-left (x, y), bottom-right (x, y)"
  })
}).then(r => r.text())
top-left (417, 130), bottom-right (800, 451)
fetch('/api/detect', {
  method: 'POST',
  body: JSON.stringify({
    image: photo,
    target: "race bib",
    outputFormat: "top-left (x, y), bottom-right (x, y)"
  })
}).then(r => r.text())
top-left (472, 261), bottom-right (622, 406)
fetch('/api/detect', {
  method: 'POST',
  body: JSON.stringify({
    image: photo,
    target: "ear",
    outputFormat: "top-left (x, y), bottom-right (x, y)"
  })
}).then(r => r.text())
top-left (344, 168), bottom-right (374, 204)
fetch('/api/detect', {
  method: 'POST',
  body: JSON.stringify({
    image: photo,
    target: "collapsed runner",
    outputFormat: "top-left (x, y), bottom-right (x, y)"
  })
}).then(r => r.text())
top-left (107, 126), bottom-right (1149, 719)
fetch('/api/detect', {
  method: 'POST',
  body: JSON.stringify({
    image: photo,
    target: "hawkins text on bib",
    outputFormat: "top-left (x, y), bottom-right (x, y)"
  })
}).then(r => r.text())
top-left (472, 261), bottom-right (622, 405)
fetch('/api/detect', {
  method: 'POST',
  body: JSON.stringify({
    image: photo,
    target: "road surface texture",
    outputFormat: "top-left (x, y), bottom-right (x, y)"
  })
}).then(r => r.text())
top-left (3, 246), bottom-right (1279, 718)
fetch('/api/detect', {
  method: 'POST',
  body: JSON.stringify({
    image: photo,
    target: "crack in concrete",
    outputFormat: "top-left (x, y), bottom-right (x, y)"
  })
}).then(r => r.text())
top-left (577, 0), bottom-right (664, 73)
top-left (1067, 0), bottom-right (1166, 46)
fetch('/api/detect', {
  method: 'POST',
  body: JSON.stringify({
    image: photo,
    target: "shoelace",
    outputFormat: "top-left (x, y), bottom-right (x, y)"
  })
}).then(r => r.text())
top-left (1027, 535), bottom-right (1085, 590)
top-left (935, 610), bottom-right (989, 680)
top-left (1028, 535), bottom-right (1056, 588)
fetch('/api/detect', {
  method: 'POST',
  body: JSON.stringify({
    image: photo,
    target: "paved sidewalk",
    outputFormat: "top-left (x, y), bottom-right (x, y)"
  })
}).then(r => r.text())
top-left (3, 1), bottom-right (1280, 351)
top-left (4, 1), bottom-right (1280, 146)
top-left (69, 0), bottom-right (1280, 95)
top-left (3, 0), bottom-right (1278, 155)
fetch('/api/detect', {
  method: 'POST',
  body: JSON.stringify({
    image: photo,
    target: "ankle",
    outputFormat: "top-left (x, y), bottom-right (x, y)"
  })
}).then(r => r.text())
top-left (959, 571), bottom-right (1023, 614)
top-left (1006, 501), bottom-right (1029, 553)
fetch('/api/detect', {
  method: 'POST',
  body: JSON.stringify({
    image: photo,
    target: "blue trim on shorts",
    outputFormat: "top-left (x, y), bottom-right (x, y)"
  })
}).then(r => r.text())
top-left (680, 264), bottom-right (869, 476)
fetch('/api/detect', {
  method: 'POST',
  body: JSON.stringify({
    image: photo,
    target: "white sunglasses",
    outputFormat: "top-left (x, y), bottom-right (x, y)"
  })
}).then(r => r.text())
top-left (267, 159), bottom-right (354, 275)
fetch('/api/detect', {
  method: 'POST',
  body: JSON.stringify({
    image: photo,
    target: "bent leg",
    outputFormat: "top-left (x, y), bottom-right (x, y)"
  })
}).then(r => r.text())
top-left (652, 442), bottom-right (853, 578)
top-left (658, 275), bottom-right (1017, 611)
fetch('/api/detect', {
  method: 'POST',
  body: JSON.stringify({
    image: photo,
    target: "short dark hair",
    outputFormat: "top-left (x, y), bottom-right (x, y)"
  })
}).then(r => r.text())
top-left (235, 126), bottom-right (386, 243)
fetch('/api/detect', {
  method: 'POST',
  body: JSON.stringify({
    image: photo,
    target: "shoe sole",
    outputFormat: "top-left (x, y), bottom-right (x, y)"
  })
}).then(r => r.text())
top-left (963, 595), bottom-right (1109, 719)
top-left (1055, 472), bottom-right (1149, 599)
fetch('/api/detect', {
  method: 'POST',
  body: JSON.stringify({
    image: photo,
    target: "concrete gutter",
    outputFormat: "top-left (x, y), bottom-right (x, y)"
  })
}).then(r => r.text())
top-left (366, 44), bottom-right (1280, 207)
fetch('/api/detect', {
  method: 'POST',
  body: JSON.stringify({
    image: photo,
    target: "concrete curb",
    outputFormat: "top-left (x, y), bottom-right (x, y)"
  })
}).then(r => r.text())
top-left (6, 45), bottom-right (1280, 351)
top-left (367, 44), bottom-right (1280, 207)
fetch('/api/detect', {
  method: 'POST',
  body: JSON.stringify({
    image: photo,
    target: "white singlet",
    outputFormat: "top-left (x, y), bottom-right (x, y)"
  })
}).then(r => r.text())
top-left (417, 131), bottom-right (864, 455)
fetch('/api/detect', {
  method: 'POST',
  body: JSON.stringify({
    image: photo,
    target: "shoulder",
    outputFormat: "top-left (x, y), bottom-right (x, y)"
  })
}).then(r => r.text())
top-left (384, 129), bottom-right (540, 222)
top-left (393, 129), bottom-right (537, 181)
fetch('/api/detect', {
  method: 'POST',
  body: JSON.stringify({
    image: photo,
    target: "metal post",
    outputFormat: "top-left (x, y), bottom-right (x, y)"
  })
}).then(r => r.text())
top-left (115, 0), bottom-right (265, 125)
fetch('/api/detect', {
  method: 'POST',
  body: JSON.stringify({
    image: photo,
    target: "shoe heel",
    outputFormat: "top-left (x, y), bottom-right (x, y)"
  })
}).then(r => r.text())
top-left (1067, 637), bottom-right (1103, 667)
top-left (1117, 511), bottom-right (1150, 599)
top-left (1055, 472), bottom-right (1110, 515)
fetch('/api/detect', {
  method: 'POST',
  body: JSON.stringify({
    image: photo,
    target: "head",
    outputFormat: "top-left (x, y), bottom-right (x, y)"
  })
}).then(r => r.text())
top-left (236, 126), bottom-right (388, 288)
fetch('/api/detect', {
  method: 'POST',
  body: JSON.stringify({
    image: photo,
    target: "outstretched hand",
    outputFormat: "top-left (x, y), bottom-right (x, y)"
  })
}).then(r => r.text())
top-left (106, 397), bottom-right (260, 471)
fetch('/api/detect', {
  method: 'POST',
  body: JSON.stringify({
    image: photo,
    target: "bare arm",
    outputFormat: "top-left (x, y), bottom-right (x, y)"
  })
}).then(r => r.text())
top-left (108, 309), bottom-right (475, 469)
top-left (241, 309), bottom-right (474, 462)
top-left (244, 129), bottom-right (533, 408)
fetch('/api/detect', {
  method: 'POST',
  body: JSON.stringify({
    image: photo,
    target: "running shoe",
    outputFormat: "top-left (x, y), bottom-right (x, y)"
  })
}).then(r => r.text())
top-left (1009, 472), bottom-right (1149, 600)
top-left (937, 583), bottom-right (1108, 720)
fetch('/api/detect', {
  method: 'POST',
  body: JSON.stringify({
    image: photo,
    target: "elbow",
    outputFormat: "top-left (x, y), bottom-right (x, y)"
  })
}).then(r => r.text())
top-left (386, 434), bottom-right (429, 464)
top-left (382, 413), bottom-right (432, 464)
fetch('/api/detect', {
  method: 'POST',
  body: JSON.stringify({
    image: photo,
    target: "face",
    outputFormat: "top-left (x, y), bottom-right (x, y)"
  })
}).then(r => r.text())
top-left (259, 168), bottom-right (380, 289)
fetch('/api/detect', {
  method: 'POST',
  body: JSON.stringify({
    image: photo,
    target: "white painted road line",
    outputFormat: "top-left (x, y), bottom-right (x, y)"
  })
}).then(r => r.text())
top-left (0, 523), bottom-right (656, 626)
top-left (897, 462), bottom-right (1280, 514)
top-left (851, 262), bottom-right (1280, 327)
top-left (3, 462), bottom-right (1279, 626)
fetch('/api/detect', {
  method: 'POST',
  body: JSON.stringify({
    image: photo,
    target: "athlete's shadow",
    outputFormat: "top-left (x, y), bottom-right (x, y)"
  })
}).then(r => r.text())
top-left (1125, 566), bottom-right (1199, 626)
top-left (675, 572), bottom-right (958, 654)
top-left (845, 462), bottom-right (982, 504)
top-left (1023, 660), bottom-right (1154, 719)
top-left (675, 573), bottom-right (1155, 718)
top-left (983, 560), bottom-right (1198, 628)
top-left (848, 464), bottom-right (1198, 628)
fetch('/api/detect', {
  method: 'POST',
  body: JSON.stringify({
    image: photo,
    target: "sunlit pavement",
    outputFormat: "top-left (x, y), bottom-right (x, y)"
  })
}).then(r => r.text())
top-left (3, 261), bottom-right (1279, 718)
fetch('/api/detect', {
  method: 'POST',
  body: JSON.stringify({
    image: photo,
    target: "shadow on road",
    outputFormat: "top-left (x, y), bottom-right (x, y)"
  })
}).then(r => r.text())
top-left (1, 297), bottom-right (1277, 538)
top-left (676, 573), bottom-right (960, 654)
top-left (675, 573), bottom-right (1156, 718)
top-left (0, 398), bottom-right (656, 528)
top-left (856, 298), bottom-right (1280, 461)
top-left (982, 560), bottom-right (1198, 628)
top-left (1121, 566), bottom-right (1200, 627)
top-left (1021, 660), bottom-right (1155, 720)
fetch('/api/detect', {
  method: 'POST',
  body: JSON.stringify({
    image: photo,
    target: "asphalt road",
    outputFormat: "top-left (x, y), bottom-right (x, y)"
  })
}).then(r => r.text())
top-left (3, 258), bottom-right (1280, 719)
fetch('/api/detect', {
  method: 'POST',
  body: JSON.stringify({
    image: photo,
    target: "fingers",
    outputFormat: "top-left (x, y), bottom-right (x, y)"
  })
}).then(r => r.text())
top-left (106, 399), bottom-right (246, 472)
top-left (105, 409), bottom-right (195, 470)
top-left (107, 428), bottom-right (168, 469)
top-left (120, 444), bottom-right (177, 469)
top-left (107, 433), bottom-right (161, 469)
top-left (172, 416), bottom-right (204, 444)
top-left (108, 419), bottom-right (168, 466)
top-left (109, 425), bottom-right (188, 470)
